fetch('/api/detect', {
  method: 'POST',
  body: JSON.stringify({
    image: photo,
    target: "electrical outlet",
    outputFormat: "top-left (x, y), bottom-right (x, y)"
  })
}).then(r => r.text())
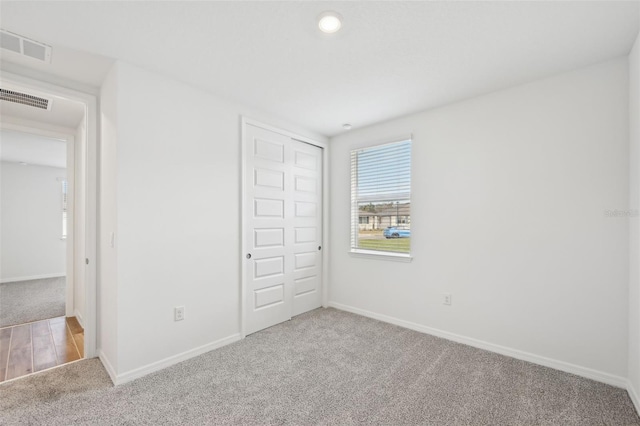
top-left (174, 306), bottom-right (185, 321)
top-left (443, 293), bottom-right (452, 306)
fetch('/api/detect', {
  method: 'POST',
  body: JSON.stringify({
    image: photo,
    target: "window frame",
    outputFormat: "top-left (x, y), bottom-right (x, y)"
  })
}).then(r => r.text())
top-left (349, 137), bottom-right (413, 262)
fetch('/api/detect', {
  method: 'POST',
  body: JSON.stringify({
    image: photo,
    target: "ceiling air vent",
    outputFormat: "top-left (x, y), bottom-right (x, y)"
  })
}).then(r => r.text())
top-left (0, 29), bottom-right (51, 63)
top-left (0, 88), bottom-right (52, 110)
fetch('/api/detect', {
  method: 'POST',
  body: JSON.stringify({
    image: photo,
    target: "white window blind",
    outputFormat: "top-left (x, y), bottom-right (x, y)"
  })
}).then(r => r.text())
top-left (350, 139), bottom-right (412, 255)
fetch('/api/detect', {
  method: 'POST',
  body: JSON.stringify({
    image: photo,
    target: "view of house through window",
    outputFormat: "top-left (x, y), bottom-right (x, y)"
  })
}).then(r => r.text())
top-left (351, 139), bottom-right (412, 255)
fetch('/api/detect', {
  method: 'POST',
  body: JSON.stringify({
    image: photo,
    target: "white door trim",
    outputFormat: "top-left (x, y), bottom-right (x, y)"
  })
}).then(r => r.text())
top-left (0, 71), bottom-right (98, 359)
top-left (240, 117), bottom-right (329, 338)
top-left (65, 135), bottom-right (76, 317)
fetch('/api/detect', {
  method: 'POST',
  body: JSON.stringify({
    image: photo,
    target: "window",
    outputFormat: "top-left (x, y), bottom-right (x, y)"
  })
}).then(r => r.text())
top-left (61, 180), bottom-right (68, 239)
top-left (350, 139), bottom-right (412, 256)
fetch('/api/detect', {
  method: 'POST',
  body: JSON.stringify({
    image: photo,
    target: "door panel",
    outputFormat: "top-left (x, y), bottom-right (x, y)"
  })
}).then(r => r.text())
top-left (291, 140), bottom-right (322, 317)
top-left (244, 125), bottom-right (292, 335)
top-left (244, 124), bottom-right (322, 334)
top-left (254, 198), bottom-right (284, 217)
top-left (295, 202), bottom-right (317, 217)
top-left (255, 169), bottom-right (285, 190)
top-left (254, 284), bottom-right (285, 309)
top-left (254, 228), bottom-right (284, 248)
top-left (254, 256), bottom-right (285, 278)
top-left (294, 227), bottom-right (316, 243)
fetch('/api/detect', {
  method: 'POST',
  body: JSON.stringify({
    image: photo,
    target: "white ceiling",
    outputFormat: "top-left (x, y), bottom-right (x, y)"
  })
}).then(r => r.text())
top-left (0, 129), bottom-right (67, 169)
top-left (1, 1), bottom-right (638, 136)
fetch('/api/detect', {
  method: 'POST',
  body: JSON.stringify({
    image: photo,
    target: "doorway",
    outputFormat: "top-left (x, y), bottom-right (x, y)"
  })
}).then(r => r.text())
top-left (0, 75), bottom-right (97, 381)
top-left (0, 129), bottom-right (71, 326)
top-left (242, 119), bottom-right (327, 336)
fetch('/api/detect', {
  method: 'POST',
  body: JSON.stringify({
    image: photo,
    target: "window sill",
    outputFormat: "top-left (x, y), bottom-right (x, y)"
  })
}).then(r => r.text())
top-left (349, 249), bottom-right (413, 262)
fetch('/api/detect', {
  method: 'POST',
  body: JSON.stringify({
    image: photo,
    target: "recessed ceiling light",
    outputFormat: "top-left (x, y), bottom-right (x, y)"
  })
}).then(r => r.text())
top-left (343, 123), bottom-right (352, 130)
top-left (19, 162), bottom-right (28, 166)
top-left (318, 11), bottom-right (343, 34)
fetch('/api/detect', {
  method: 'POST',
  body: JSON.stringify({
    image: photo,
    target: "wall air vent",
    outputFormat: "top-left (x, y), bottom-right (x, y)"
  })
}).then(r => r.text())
top-left (0, 29), bottom-right (51, 63)
top-left (0, 88), bottom-right (52, 111)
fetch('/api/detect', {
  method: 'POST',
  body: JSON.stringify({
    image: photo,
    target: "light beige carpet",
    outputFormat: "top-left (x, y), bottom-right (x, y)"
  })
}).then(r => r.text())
top-left (1, 308), bottom-right (638, 425)
top-left (0, 277), bottom-right (65, 328)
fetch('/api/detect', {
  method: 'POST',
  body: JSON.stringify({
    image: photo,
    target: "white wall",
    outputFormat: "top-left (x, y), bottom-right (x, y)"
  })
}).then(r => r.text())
top-left (1, 161), bottom-right (67, 282)
top-left (98, 65), bottom-right (119, 375)
top-left (329, 58), bottom-right (630, 383)
top-left (99, 61), bottom-right (326, 380)
top-left (628, 30), bottom-right (640, 409)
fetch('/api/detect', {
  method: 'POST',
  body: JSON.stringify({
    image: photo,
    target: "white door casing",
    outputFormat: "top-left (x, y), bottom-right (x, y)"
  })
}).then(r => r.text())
top-left (243, 121), bottom-right (323, 335)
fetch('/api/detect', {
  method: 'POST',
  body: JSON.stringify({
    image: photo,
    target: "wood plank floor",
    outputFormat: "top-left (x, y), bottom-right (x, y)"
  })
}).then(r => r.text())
top-left (0, 316), bottom-right (84, 383)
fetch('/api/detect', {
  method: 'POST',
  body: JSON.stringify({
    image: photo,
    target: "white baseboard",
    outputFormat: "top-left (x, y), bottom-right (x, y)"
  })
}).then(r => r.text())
top-left (327, 301), bottom-right (628, 389)
top-left (97, 349), bottom-right (118, 385)
top-left (114, 334), bottom-right (241, 385)
top-left (628, 380), bottom-right (640, 416)
top-left (73, 310), bottom-right (84, 328)
top-left (0, 273), bottom-right (65, 284)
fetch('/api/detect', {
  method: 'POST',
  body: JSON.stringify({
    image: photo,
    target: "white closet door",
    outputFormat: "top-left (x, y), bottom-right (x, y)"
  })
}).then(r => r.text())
top-left (243, 124), bottom-right (323, 335)
top-left (291, 140), bottom-right (322, 317)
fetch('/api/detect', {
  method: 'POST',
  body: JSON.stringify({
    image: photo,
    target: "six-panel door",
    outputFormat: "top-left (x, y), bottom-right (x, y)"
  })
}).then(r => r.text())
top-left (244, 123), bottom-right (323, 335)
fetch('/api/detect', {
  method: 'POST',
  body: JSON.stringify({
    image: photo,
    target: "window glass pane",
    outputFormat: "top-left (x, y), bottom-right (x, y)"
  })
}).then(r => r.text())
top-left (351, 140), bottom-right (411, 255)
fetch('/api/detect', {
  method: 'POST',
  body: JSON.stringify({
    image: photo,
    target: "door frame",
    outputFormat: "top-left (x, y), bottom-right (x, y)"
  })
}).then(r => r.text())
top-left (240, 117), bottom-right (329, 338)
top-left (0, 71), bottom-right (98, 359)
